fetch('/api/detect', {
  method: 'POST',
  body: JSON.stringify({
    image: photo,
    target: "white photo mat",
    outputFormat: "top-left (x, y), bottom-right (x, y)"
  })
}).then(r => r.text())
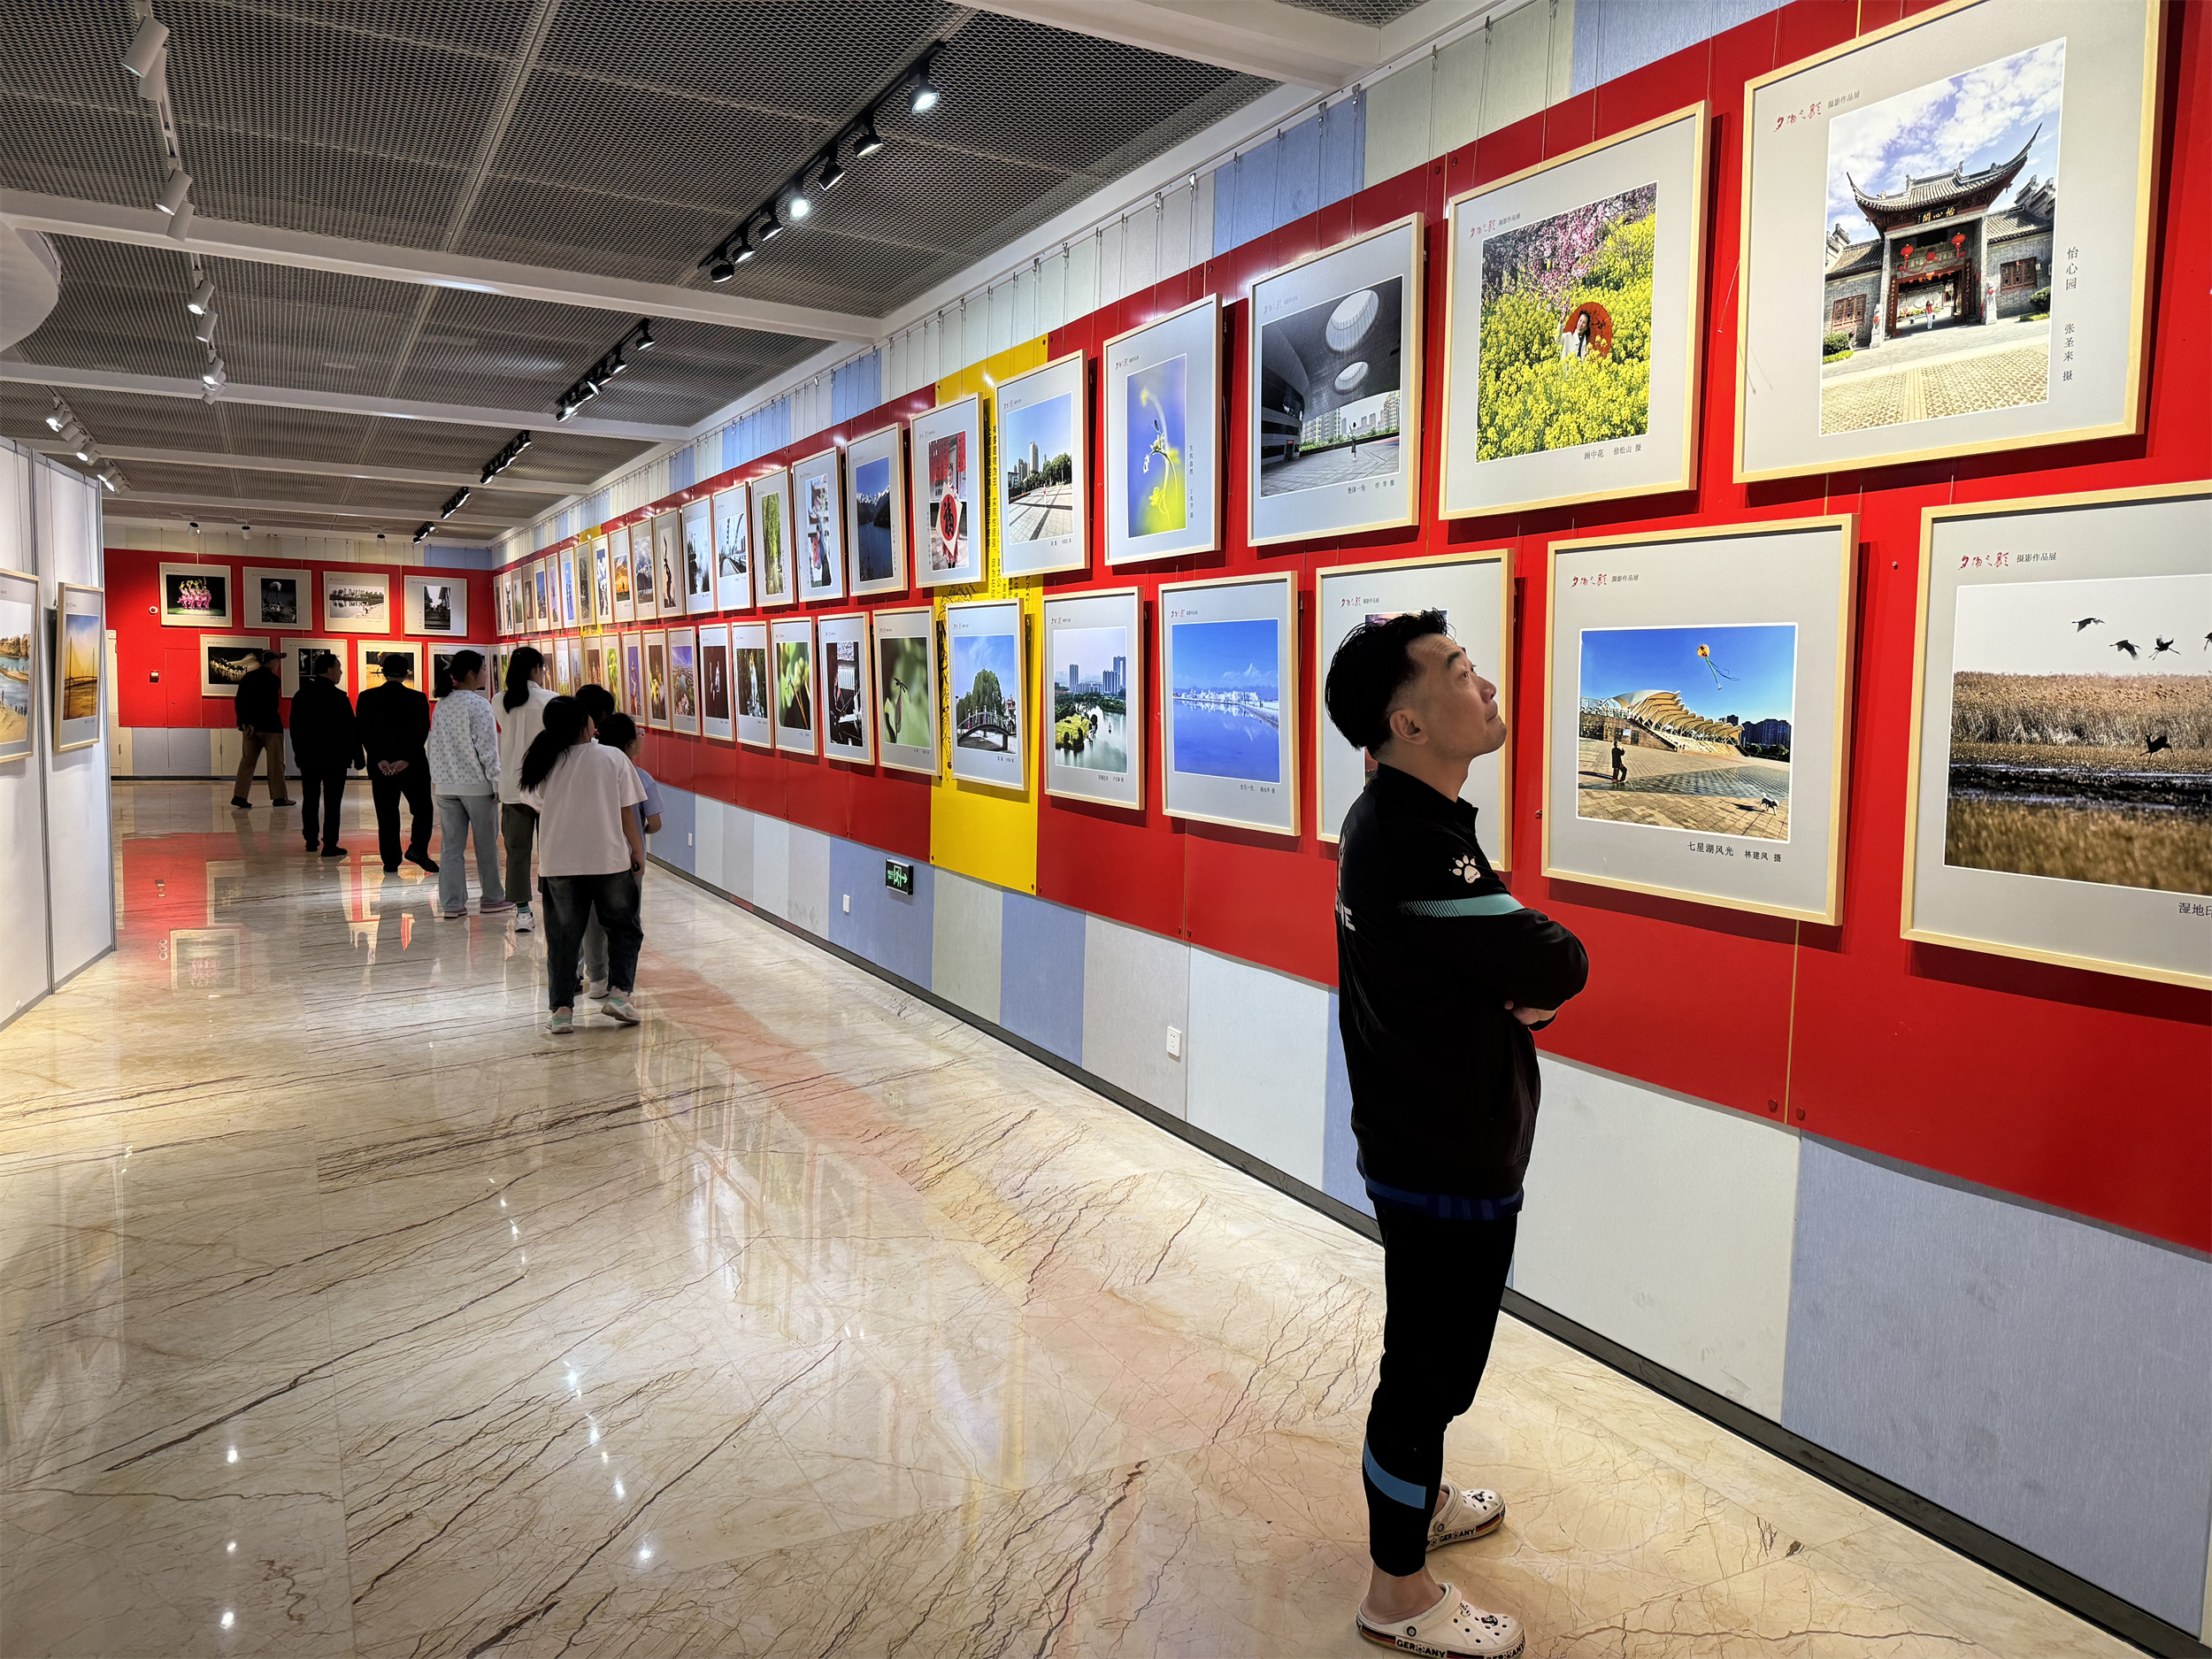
top-left (281, 637), bottom-right (345, 698)
top-left (1158, 572), bottom-right (1298, 834)
top-left (946, 597), bottom-right (1025, 789)
top-left (1042, 587), bottom-right (1141, 810)
top-left (159, 561), bottom-right (233, 627)
top-left (201, 634), bottom-right (270, 697)
top-left (0, 565), bottom-right (37, 764)
top-left (1103, 295), bottom-right (1221, 566)
top-left (1544, 518), bottom-right (1856, 924)
top-left (1442, 104), bottom-right (1707, 519)
top-left (1248, 216), bottom-right (1425, 547)
top-left (712, 484), bottom-right (752, 611)
top-left (667, 625), bottom-right (700, 735)
top-left (771, 616), bottom-right (818, 754)
top-left (793, 448), bottom-right (848, 603)
top-left (911, 396), bottom-right (986, 588)
top-left (995, 353), bottom-right (1087, 578)
top-left (871, 605), bottom-right (938, 774)
top-left (818, 612), bottom-right (874, 764)
top-left (54, 584), bottom-right (104, 752)
top-left (654, 511), bottom-right (684, 620)
top-left (404, 572), bottom-right (469, 637)
top-left (1315, 552), bottom-right (1512, 855)
top-left (357, 638), bottom-right (424, 695)
top-left (323, 569), bottom-right (393, 634)
top-left (845, 425), bottom-right (909, 596)
top-left (696, 622), bottom-right (734, 742)
top-left (753, 470), bottom-right (796, 609)
top-left (733, 619), bottom-right (772, 749)
top-left (680, 500), bottom-right (717, 615)
top-left (1904, 485), bottom-right (2211, 988)
top-left (242, 565), bottom-right (311, 630)
top-left (610, 525), bottom-right (636, 623)
top-left (641, 628), bottom-right (670, 730)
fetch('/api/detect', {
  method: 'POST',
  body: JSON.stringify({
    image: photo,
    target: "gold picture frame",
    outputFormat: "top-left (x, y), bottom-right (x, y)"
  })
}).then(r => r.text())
top-left (1542, 515), bottom-right (1858, 926)
top-left (1901, 480), bottom-right (2209, 989)
top-left (1734, 0), bottom-right (2165, 482)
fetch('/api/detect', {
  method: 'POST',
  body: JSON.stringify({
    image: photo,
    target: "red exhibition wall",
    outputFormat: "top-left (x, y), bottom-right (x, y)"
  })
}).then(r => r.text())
top-left (103, 551), bottom-right (496, 730)
top-left (495, 0), bottom-right (2208, 1251)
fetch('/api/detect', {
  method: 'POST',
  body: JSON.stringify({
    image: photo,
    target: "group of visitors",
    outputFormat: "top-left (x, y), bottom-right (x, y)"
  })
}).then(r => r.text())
top-left (227, 641), bottom-right (658, 1032)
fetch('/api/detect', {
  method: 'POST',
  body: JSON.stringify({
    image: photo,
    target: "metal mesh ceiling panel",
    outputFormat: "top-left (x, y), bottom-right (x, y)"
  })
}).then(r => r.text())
top-left (1280, 0), bottom-right (1432, 22)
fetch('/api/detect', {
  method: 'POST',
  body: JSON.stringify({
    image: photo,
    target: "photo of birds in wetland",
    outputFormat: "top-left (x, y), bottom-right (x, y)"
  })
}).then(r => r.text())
top-left (1945, 573), bottom-right (2212, 895)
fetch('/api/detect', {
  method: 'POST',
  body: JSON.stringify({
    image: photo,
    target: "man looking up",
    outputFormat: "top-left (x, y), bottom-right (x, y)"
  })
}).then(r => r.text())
top-left (1325, 611), bottom-right (1588, 1659)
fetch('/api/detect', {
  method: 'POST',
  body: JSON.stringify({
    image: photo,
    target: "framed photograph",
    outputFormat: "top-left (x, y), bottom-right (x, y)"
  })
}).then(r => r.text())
top-left (159, 561), bottom-right (232, 627)
top-left (816, 612), bottom-right (874, 764)
top-left (403, 573), bottom-right (468, 637)
top-left (845, 425), bottom-right (909, 596)
top-left (357, 639), bottom-right (425, 695)
top-left (1248, 215), bottom-right (1424, 547)
top-left (560, 549), bottom-right (581, 630)
top-left (772, 615), bottom-right (818, 755)
top-left (733, 619), bottom-right (773, 749)
top-left (561, 634), bottom-right (581, 696)
top-left (712, 484), bottom-right (752, 611)
top-left (794, 447), bottom-right (848, 603)
top-left (621, 632), bottom-right (645, 717)
top-left (752, 469), bottom-right (795, 609)
top-left (1738, 0), bottom-right (2162, 482)
top-left (872, 605), bottom-right (938, 775)
top-left (995, 352), bottom-right (1087, 578)
top-left (1043, 587), bottom-right (1140, 810)
top-left (610, 526), bottom-right (636, 624)
top-left (200, 634), bottom-right (270, 697)
top-left (666, 626), bottom-right (700, 735)
top-left (911, 394), bottom-right (984, 588)
top-left (0, 566), bottom-right (35, 764)
top-left (628, 524), bottom-right (657, 618)
top-left (1103, 295), bottom-right (1221, 567)
top-left (1316, 551), bottom-right (1513, 855)
top-left (1441, 104), bottom-right (1707, 521)
top-left (588, 534), bottom-right (611, 626)
top-left (581, 638), bottom-right (606, 695)
top-left (680, 499), bottom-right (717, 616)
top-left (1903, 483), bottom-right (2209, 988)
top-left (1544, 517), bottom-right (1857, 925)
top-left (528, 558), bottom-right (549, 630)
top-left (505, 568), bottom-right (525, 635)
top-left (281, 637), bottom-right (344, 698)
top-left (242, 565), bottom-right (310, 630)
top-left (431, 645), bottom-right (486, 700)
top-left (322, 568), bottom-right (392, 634)
top-left (53, 584), bottom-right (103, 751)
top-left (1158, 572), bottom-right (1297, 833)
top-left (652, 511), bottom-right (684, 621)
top-left (697, 622), bottom-right (733, 742)
top-left (947, 598), bottom-right (1024, 789)
top-left (641, 629), bottom-right (671, 730)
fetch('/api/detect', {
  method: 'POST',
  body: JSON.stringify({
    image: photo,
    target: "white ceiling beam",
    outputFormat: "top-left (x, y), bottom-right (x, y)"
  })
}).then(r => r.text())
top-left (0, 362), bottom-right (690, 442)
top-left (0, 190), bottom-right (881, 345)
top-left (108, 488), bottom-right (513, 530)
top-left (24, 440), bottom-right (585, 495)
top-left (955, 0), bottom-right (1377, 86)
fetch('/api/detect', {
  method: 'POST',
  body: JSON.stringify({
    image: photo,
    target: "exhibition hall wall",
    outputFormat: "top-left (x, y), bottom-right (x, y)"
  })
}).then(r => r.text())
top-left (88, 0), bottom-right (2210, 1641)
top-left (1, 436), bottom-right (116, 1026)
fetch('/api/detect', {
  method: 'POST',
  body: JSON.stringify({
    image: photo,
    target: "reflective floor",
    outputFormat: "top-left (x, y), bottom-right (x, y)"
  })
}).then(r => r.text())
top-left (0, 784), bottom-right (2133, 1657)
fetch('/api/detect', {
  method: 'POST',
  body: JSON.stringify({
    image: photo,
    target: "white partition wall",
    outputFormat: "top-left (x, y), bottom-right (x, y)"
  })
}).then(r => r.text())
top-left (0, 438), bottom-right (115, 1028)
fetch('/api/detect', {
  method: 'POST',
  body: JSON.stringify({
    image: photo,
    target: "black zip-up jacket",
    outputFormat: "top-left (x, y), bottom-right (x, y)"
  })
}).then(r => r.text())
top-left (288, 676), bottom-right (363, 775)
top-left (234, 665), bottom-right (281, 733)
top-left (355, 680), bottom-right (430, 769)
top-left (1335, 763), bottom-right (1589, 1205)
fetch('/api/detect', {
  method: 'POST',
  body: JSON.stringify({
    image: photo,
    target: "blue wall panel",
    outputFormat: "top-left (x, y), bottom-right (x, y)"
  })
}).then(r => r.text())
top-left (1321, 993), bottom-right (1371, 1216)
top-left (1570, 0), bottom-right (1788, 94)
top-left (1784, 1141), bottom-right (2212, 1631)
top-left (831, 353), bottom-right (882, 423)
top-left (1275, 113), bottom-right (1322, 226)
top-left (998, 891), bottom-right (1084, 1064)
top-left (1319, 91), bottom-right (1364, 209)
top-left (828, 836), bottom-right (933, 987)
top-left (652, 786), bottom-right (695, 877)
top-left (669, 447), bottom-right (695, 493)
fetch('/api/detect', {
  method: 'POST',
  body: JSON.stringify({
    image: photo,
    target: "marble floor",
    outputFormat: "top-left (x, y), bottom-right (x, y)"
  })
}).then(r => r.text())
top-left (0, 783), bottom-right (2139, 1658)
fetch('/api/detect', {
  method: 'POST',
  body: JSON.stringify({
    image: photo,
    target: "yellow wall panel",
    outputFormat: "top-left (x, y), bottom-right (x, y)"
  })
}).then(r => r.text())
top-left (927, 336), bottom-right (1050, 895)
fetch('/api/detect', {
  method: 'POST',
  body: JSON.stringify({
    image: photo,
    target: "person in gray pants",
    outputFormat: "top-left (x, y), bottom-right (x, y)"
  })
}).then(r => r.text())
top-left (425, 650), bottom-right (511, 918)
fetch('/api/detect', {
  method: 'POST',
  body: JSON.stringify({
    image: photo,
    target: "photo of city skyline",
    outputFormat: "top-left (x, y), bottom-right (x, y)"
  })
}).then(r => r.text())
top-left (1053, 623), bottom-right (1130, 773)
top-left (1170, 616), bottom-right (1282, 782)
top-left (1003, 391), bottom-right (1075, 542)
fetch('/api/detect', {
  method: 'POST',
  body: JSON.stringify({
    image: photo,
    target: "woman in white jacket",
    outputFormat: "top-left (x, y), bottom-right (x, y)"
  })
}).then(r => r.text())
top-left (495, 646), bottom-right (553, 933)
top-left (426, 650), bottom-right (509, 918)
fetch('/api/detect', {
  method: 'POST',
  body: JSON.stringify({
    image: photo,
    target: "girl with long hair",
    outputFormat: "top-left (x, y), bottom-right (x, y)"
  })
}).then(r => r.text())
top-left (518, 696), bottom-right (647, 1033)
top-left (495, 645), bottom-right (553, 933)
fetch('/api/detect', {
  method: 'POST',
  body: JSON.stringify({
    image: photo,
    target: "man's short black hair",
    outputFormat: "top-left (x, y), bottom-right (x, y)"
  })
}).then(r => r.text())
top-left (380, 650), bottom-right (413, 680)
top-left (597, 711), bottom-right (639, 750)
top-left (575, 682), bottom-right (616, 719)
top-left (1325, 609), bottom-right (1449, 754)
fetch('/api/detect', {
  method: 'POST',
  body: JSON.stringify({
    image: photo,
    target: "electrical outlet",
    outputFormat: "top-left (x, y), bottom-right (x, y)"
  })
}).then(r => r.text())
top-left (1164, 1025), bottom-right (1182, 1059)
top-left (841, 893), bottom-right (851, 913)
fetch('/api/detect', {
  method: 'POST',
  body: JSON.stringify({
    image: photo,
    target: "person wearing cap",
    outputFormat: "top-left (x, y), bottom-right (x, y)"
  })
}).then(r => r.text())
top-left (229, 649), bottom-right (294, 809)
top-left (357, 650), bottom-right (437, 876)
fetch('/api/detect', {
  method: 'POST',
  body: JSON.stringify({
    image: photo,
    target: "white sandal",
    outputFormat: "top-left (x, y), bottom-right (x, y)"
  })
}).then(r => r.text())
top-left (1429, 1479), bottom-right (1506, 1548)
top-left (1356, 1583), bottom-right (1525, 1657)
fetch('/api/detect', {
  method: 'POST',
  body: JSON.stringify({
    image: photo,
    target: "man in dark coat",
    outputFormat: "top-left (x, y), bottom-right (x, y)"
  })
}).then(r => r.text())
top-left (356, 651), bottom-right (438, 874)
top-left (288, 651), bottom-right (363, 856)
top-left (229, 650), bottom-right (293, 808)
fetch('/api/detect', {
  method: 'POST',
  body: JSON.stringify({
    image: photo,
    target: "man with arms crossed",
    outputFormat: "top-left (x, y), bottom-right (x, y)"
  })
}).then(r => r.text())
top-left (1327, 611), bottom-right (1588, 1658)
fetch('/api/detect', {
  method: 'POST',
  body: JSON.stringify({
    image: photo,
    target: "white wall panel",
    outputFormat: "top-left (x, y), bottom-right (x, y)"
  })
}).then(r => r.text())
top-left (1518, 1056), bottom-right (1799, 1417)
top-left (1186, 950), bottom-right (1328, 1190)
top-left (36, 456), bottom-right (114, 984)
top-left (931, 869), bottom-right (1002, 1023)
top-left (751, 812), bottom-right (788, 919)
top-left (692, 792), bottom-right (725, 892)
top-left (0, 443), bottom-right (50, 1024)
top-left (786, 824), bottom-right (830, 937)
top-left (1080, 916), bottom-right (1188, 1118)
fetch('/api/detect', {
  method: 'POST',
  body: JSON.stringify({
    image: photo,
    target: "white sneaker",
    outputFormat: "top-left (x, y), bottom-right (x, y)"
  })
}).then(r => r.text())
top-left (1356, 1584), bottom-right (1523, 1657)
top-left (1429, 1481), bottom-right (1506, 1549)
top-left (514, 906), bottom-right (535, 933)
top-left (585, 979), bottom-right (610, 1000)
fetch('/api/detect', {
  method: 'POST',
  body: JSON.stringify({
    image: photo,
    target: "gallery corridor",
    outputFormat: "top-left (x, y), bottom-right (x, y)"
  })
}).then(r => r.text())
top-left (0, 784), bottom-right (2140, 1657)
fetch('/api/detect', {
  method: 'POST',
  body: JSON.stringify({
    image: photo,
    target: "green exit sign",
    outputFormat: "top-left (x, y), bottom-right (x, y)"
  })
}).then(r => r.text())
top-left (885, 858), bottom-right (915, 896)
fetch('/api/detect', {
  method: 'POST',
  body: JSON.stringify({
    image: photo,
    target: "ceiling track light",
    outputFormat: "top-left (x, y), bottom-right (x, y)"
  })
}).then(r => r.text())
top-left (123, 16), bottom-right (169, 81)
top-left (192, 311), bottom-right (218, 345)
top-left (74, 441), bottom-right (97, 464)
top-left (631, 321), bottom-right (653, 352)
top-left (156, 169), bottom-right (191, 217)
top-left (45, 398), bottom-right (73, 433)
top-left (413, 522), bottom-right (434, 543)
top-left (910, 55), bottom-right (940, 114)
top-left (757, 206), bottom-right (784, 242)
top-left (187, 276), bottom-right (214, 315)
top-left (851, 117), bottom-right (883, 157)
top-left (440, 488), bottom-right (469, 519)
top-left (787, 188), bottom-right (812, 220)
top-left (817, 151), bottom-right (843, 192)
